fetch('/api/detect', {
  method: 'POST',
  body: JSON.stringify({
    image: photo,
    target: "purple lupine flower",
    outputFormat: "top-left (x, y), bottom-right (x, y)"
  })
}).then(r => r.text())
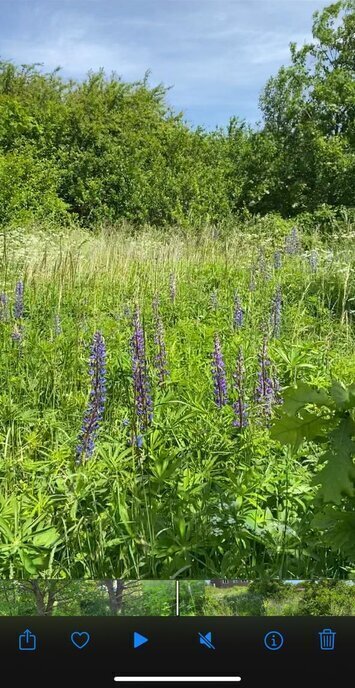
top-left (210, 290), bottom-right (218, 311)
top-left (232, 347), bottom-right (248, 428)
top-left (211, 334), bottom-right (228, 408)
top-left (233, 292), bottom-right (244, 329)
top-left (131, 306), bottom-right (153, 432)
top-left (13, 281), bottom-right (24, 320)
top-left (285, 227), bottom-right (300, 255)
top-left (270, 285), bottom-right (282, 338)
top-left (309, 249), bottom-right (318, 272)
top-left (152, 295), bottom-right (169, 385)
top-left (169, 273), bottom-right (176, 304)
top-left (54, 314), bottom-right (62, 336)
top-left (0, 293), bottom-right (9, 321)
top-left (76, 331), bottom-right (107, 464)
top-left (11, 324), bottom-right (23, 343)
top-left (257, 248), bottom-right (270, 281)
top-left (255, 336), bottom-right (275, 420)
top-left (274, 250), bottom-right (282, 270)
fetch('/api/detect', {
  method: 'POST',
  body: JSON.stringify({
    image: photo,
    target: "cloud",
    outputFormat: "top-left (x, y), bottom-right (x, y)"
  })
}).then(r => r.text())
top-left (0, 0), bottom-right (328, 127)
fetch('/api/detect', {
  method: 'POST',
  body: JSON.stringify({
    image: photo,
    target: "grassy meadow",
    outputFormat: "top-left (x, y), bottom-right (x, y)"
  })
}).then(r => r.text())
top-left (0, 221), bottom-right (354, 579)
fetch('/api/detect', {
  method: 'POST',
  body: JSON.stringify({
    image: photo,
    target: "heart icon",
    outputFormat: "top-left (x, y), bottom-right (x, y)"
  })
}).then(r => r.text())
top-left (70, 631), bottom-right (91, 649)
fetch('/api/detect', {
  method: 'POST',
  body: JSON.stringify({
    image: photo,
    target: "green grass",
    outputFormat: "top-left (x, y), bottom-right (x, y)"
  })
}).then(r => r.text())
top-left (0, 224), bottom-right (354, 579)
top-left (179, 580), bottom-right (355, 616)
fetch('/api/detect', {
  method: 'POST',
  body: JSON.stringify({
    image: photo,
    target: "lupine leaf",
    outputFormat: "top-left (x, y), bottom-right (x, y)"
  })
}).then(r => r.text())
top-left (313, 418), bottom-right (355, 504)
top-left (281, 382), bottom-right (332, 415)
top-left (270, 410), bottom-right (328, 448)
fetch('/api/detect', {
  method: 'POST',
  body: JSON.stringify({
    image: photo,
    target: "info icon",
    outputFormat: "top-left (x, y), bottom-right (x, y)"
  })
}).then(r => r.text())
top-left (264, 631), bottom-right (284, 651)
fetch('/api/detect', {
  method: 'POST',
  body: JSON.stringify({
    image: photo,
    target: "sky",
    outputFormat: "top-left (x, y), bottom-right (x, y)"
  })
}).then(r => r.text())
top-left (0, 0), bottom-right (331, 129)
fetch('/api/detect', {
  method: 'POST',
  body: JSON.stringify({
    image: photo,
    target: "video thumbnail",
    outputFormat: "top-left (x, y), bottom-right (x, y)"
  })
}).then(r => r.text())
top-left (179, 580), bottom-right (355, 616)
top-left (0, 580), bottom-right (176, 616)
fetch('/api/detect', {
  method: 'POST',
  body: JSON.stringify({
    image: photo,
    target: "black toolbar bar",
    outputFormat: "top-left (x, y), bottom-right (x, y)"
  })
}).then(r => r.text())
top-left (3, 616), bottom-right (349, 686)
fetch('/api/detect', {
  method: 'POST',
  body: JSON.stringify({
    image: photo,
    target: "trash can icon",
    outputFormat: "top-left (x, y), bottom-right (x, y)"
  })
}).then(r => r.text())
top-left (319, 628), bottom-right (336, 650)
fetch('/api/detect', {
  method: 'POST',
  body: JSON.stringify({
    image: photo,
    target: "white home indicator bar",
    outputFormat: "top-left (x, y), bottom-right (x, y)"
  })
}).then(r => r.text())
top-left (114, 678), bottom-right (241, 683)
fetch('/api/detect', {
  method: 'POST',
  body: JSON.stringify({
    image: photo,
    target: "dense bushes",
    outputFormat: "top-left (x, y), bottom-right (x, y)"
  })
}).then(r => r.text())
top-left (0, 1), bottom-right (354, 228)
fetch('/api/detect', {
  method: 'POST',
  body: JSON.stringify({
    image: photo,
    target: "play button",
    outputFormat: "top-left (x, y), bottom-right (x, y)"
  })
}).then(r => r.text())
top-left (133, 632), bottom-right (149, 649)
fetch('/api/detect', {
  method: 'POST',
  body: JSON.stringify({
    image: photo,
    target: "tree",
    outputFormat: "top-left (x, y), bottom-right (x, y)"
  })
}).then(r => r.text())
top-left (259, 0), bottom-right (355, 214)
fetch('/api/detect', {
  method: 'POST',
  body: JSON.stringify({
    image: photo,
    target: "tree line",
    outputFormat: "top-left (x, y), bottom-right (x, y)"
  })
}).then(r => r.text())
top-left (0, 0), bottom-right (354, 229)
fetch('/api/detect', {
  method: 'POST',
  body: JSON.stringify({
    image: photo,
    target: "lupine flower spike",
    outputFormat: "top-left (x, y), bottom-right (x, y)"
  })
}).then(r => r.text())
top-left (233, 292), bottom-right (244, 329)
top-left (233, 347), bottom-right (248, 428)
top-left (285, 227), bottom-right (300, 255)
top-left (131, 306), bottom-right (153, 434)
top-left (14, 281), bottom-right (24, 320)
top-left (274, 250), bottom-right (282, 270)
top-left (255, 335), bottom-right (275, 421)
top-left (270, 285), bottom-right (282, 338)
top-left (76, 331), bottom-right (107, 464)
top-left (212, 334), bottom-right (228, 408)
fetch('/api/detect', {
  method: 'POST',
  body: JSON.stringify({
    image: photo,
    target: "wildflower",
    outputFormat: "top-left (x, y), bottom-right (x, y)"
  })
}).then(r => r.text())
top-left (255, 335), bottom-right (275, 420)
top-left (212, 334), bottom-right (228, 408)
top-left (285, 227), bottom-right (300, 255)
top-left (270, 285), bottom-right (282, 338)
top-left (76, 331), bottom-right (107, 464)
top-left (309, 249), bottom-right (318, 272)
top-left (274, 250), bottom-right (282, 270)
top-left (233, 292), bottom-right (244, 329)
top-left (11, 324), bottom-right (23, 343)
top-left (14, 281), bottom-right (24, 320)
top-left (131, 306), bottom-right (153, 432)
top-left (232, 347), bottom-right (248, 428)
top-left (152, 295), bottom-right (169, 385)
top-left (169, 272), bottom-right (176, 304)
top-left (257, 248), bottom-right (270, 281)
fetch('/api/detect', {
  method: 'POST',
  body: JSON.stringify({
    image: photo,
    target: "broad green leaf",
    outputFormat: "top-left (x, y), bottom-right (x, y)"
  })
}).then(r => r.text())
top-left (314, 418), bottom-right (355, 504)
top-left (270, 410), bottom-right (328, 448)
top-left (330, 381), bottom-right (353, 410)
top-left (312, 508), bottom-right (355, 559)
top-left (281, 382), bottom-right (332, 415)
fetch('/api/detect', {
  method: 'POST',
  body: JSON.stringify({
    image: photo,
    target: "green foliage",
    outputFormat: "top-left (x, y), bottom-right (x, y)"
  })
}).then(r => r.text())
top-left (0, 224), bottom-right (354, 578)
top-left (298, 580), bottom-right (355, 616)
top-left (0, 0), bottom-right (354, 228)
top-left (271, 380), bottom-right (355, 562)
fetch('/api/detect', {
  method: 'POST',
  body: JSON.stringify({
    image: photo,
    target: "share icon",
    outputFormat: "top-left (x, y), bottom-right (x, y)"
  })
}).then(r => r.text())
top-left (198, 632), bottom-right (215, 650)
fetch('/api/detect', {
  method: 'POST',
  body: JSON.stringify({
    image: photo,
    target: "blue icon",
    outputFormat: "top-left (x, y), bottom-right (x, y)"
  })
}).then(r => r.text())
top-left (319, 629), bottom-right (336, 651)
top-left (199, 632), bottom-right (215, 650)
top-left (264, 631), bottom-right (284, 651)
top-left (19, 629), bottom-right (37, 651)
top-left (70, 631), bottom-right (90, 649)
top-left (134, 632), bottom-right (149, 649)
